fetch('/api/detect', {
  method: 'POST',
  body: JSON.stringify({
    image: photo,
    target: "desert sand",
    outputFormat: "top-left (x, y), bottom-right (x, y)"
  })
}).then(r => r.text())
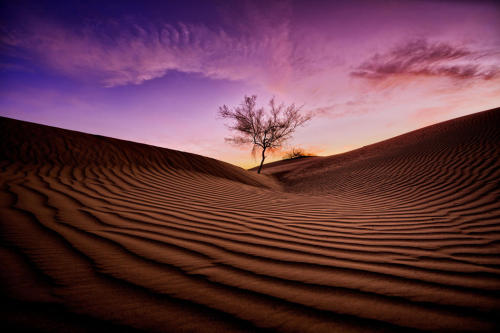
top-left (1, 108), bottom-right (499, 332)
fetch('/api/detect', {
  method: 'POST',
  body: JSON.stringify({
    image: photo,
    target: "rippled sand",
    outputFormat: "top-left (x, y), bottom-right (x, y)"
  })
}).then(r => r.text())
top-left (1, 108), bottom-right (499, 332)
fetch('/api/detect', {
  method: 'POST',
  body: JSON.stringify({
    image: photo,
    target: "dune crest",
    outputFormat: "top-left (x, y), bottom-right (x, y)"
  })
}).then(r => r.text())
top-left (1, 109), bottom-right (500, 332)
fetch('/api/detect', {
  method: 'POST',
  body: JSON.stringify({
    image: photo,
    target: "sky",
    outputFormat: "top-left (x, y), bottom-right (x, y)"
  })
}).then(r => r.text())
top-left (1, 0), bottom-right (499, 168)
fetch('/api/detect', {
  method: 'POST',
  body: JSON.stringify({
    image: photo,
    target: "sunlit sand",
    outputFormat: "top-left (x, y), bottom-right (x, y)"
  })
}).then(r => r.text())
top-left (1, 108), bottom-right (499, 332)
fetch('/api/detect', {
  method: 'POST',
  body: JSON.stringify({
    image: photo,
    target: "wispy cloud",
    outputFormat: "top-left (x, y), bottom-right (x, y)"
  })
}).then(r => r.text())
top-left (0, 7), bottom-right (298, 88)
top-left (309, 97), bottom-right (377, 119)
top-left (351, 39), bottom-right (499, 81)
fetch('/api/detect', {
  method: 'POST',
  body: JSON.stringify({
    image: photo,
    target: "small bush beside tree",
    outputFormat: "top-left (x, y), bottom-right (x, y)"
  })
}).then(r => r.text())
top-left (282, 147), bottom-right (316, 160)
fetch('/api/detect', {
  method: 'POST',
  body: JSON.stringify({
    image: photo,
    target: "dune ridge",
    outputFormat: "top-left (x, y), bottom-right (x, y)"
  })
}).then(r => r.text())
top-left (1, 108), bottom-right (500, 332)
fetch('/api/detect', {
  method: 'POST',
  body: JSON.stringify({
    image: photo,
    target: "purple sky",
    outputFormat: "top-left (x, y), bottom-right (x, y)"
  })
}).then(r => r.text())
top-left (1, 0), bottom-right (499, 168)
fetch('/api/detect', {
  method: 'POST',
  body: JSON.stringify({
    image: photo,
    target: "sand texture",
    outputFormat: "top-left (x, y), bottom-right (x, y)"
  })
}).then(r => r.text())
top-left (1, 108), bottom-right (500, 332)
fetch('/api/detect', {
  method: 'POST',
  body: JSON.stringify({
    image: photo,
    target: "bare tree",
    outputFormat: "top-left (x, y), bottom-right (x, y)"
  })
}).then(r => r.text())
top-left (219, 95), bottom-right (312, 174)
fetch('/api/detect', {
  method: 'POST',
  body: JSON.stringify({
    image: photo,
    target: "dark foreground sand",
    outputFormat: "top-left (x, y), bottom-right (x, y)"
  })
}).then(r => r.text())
top-left (1, 108), bottom-right (499, 332)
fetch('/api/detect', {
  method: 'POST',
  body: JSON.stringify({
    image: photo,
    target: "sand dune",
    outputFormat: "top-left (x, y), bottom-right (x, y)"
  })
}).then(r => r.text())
top-left (1, 108), bottom-right (499, 332)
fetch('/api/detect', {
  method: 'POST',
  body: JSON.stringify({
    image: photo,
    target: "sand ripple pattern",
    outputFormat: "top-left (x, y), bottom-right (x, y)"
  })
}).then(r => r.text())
top-left (1, 109), bottom-right (500, 332)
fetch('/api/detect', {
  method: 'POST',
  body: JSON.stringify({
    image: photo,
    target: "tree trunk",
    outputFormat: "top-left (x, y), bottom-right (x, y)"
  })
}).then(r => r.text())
top-left (257, 148), bottom-right (266, 174)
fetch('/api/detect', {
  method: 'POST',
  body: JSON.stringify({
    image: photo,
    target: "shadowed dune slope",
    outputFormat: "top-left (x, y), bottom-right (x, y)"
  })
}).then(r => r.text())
top-left (1, 109), bottom-right (500, 332)
top-left (0, 117), bottom-right (279, 190)
top-left (259, 107), bottom-right (500, 195)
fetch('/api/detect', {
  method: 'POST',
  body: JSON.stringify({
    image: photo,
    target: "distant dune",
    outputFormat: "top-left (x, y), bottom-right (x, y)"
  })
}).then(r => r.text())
top-left (1, 108), bottom-right (499, 332)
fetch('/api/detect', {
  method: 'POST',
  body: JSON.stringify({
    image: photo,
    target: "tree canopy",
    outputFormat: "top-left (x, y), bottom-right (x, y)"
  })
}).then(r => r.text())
top-left (219, 95), bottom-right (312, 173)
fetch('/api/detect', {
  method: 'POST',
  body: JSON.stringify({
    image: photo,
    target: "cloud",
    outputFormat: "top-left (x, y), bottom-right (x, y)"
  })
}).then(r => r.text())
top-left (351, 39), bottom-right (499, 81)
top-left (0, 7), bottom-right (298, 88)
top-left (309, 98), bottom-right (374, 119)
